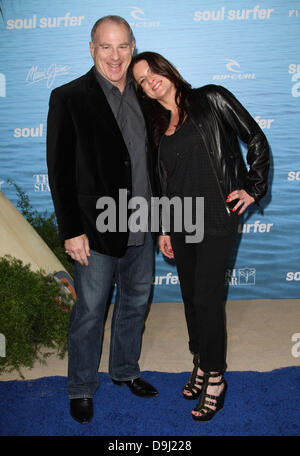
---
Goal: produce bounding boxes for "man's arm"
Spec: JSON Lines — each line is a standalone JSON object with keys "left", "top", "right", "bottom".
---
{"left": 47, "top": 88, "right": 83, "bottom": 239}
{"left": 47, "top": 88, "right": 90, "bottom": 265}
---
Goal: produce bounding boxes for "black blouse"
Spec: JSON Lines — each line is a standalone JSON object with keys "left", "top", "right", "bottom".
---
{"left": 160, "top": 116, "right": 238, "bottom": 237}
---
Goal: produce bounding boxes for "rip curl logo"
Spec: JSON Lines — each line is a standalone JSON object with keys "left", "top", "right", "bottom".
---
{"left": 213, "top": 60, "right": 256, "bottom": 81}
{"left": 126, "top": 6, "right": 146, "bottom": 21}
{"left": 125, "top": 5, "right": 160, "bottom": 27}
{"left": 225, "top": 59, "right": 241, "bottom": 73}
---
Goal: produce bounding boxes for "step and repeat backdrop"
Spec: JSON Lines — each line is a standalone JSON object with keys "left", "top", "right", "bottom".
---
{"left": 0, "top": 0, "right": 299, "bottom": 302}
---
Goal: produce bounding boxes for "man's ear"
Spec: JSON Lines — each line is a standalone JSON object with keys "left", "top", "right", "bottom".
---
{"left": 131, "top": 40, "right": 136, "bottom": 55}
{"left": 89, "top": 41, "right": 95, "bottom": 59}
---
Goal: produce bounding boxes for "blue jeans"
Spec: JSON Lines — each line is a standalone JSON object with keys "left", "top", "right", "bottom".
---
{"left": 67, "top": 232, "right": 154, "bottom": 399}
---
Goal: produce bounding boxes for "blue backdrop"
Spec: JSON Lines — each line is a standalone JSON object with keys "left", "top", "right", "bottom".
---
{"left": 0, "top": 0, "right": 299, "bottom": 302}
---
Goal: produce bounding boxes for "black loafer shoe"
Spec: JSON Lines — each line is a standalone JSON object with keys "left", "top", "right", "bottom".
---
{"left": 113, "top": 377, "right": 159, "bottom": 398}
{"left": 70, "top": 398, "right": 93, "bottom": 424}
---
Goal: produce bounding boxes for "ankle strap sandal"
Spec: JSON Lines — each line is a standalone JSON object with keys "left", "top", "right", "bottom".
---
{"left": 182, "top": 354, "right": 204, "bottom": 400}
{"left": 192, "top": 372, "right": 227, "bottom": 422}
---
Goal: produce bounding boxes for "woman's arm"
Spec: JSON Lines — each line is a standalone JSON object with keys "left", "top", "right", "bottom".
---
{"left": 209, "top": 85, "right": 270, "bottom": 204}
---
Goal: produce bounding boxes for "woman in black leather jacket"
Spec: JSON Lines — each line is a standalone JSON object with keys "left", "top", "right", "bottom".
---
{"left": 130, "top": 52, "right": 269, "bottom": 422}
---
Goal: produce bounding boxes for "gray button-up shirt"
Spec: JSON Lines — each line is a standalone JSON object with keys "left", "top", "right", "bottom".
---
{"left": 93, "top": 67, "right": 150, "bottom": 246}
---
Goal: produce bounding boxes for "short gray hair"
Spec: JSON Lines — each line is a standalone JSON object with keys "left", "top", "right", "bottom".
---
{"left": 91, "top": 15, "right": 134, "bottom": 42}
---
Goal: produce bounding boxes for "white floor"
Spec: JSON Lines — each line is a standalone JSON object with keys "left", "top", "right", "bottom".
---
{"left": 1, "top": 299, "right": 299, "bottom": 381}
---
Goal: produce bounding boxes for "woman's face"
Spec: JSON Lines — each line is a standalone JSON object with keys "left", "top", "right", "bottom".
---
{"left": 133, "top": 59, "right": 175, "bottom": 102}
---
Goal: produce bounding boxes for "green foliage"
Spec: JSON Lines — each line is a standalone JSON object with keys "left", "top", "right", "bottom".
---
{"left": 0, "top": 181, "right": 76, "bottom": 377}
{"left": 7, "top": 179, "right": 74, "bottom": 276}
{"left": 0, "top": 255, "right": 73, "bottom": 378}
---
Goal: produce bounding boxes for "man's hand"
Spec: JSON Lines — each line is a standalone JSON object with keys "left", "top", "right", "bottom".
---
{"left": 64, "top": 234, "right": 90, "bottom": 266}
{"left": 158, "top": 235, "right": 174, "bottom": 259}
{"left": 226, "top": 189, "right": 255, "bottom": 215}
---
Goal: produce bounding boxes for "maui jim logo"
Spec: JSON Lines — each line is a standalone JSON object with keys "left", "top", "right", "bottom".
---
{"left": 26, "top": 64, "right": 71, "bottom": 89}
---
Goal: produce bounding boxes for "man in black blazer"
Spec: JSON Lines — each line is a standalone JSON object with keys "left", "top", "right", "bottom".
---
{"left": 47, "top": 16, "right": 158, "bottom": 424}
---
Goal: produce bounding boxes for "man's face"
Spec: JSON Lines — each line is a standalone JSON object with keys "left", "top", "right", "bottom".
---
{"left": 89, "top": 21, "right": 135, "bottom": 92}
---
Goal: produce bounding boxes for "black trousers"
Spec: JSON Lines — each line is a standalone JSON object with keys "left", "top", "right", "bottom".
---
{"left": 171, "top": 231, "right": 237, "bottom": 373}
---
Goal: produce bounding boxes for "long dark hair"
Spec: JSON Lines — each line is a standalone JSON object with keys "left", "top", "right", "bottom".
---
{"left": 128, "top": 52, "right": 191, "bottom": 145}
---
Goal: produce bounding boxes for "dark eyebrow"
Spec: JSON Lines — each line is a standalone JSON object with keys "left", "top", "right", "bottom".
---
{"left": 98, "top": 42, "right": 130, "bottom": 46}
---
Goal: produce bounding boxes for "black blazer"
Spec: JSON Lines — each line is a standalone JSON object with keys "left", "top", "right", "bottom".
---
{"left": 47, "top": 67, "right": 158, "bottom": 257}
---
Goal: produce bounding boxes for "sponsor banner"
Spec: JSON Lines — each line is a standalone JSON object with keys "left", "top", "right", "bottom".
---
{"left": 6, "top": 13, "right": 85, "bottom": 30}
{"left": 1, "top": 0, "right": 300, "bottom": 301}
{"left": 193, "top": 6, "right": 275, "bottom": 22}
{"left": 125, "top": 6, "right": 160, "bottom": 28}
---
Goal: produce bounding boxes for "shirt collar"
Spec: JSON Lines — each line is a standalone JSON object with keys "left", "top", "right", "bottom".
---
{"left": 93, "top": 66, "right": 133, "bottom": 95}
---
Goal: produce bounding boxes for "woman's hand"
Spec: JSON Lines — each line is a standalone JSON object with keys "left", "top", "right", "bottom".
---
{"left": 158, "top": 235, "right": 174, "bottom": 259}
{"left": 226, "top": 189, "right": 255, "bottom": 215}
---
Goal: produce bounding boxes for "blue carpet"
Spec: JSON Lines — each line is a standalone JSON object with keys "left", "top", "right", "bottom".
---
{"left": 0, "top": 367, "right": 299, "bottom": 436}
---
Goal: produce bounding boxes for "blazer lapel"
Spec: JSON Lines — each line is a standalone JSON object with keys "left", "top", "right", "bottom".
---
{"left": 84, "top": 68, "right": 128, "bottom": 154}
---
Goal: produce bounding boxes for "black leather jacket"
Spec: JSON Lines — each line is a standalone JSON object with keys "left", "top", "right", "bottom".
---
{"left": 157, "top": 85, "right": 270, "bottom": 215}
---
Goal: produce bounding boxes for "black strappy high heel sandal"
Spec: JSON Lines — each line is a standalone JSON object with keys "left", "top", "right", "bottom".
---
{"left": 182, "top": 354, "right": 204, "bottom": 400}
{"left": 192, "top": 372, "right": 227, "bottom": 421}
